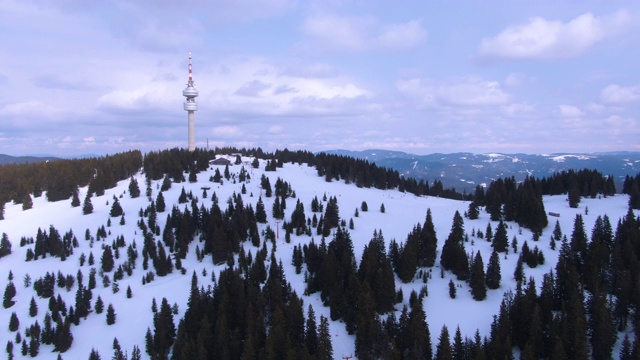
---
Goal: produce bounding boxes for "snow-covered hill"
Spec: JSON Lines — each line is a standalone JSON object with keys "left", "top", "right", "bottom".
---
{"left": 0, "top": 156, "right": 637, "bottom": 359}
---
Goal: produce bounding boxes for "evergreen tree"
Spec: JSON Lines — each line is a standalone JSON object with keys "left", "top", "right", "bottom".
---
{"left": 435, "top": 325, "right": 453, "bottom": 360}
{"left": 22, "top": 193, "right": 33, "bottom": 210}
{"left": 255, "top": 196, "right": 267, "bottom": 223}
{"left": 109, "top": 197, "right": 123, "bottom": 217}
{"left": 305, "top": 305, "right": 318, "bottom": 356}
{"left": 485, "top": 249, "right": 501, "bottom": 289}
{"left": 317, "top": 315, "right": 333, "bottom": 360}
{"left": 448, "top": 280, "right": 456, "bottom": 299}
{"left": 470, "top": 251, "right": 487, "bottom": 301}
{"left": 82, "top": 192, "right": 93, "bottom": 215}
{"left": 0, "top": 233, "right": 12, "bottom": 258}
{"left": 129, "top": 178, "right": 141, "bottom": 198}
{"left": 589, "top": 292, "right": 616, "bottom": 360}
{"left": 3, "top": 282, "right": 16, "bottom": 308}
{"left": 71, "top": 186, "right": 81, "bottom": 207}
{"left": 106, "top": 303, "right": 116, "bottom": 325}
{"left": 493, "top": 220, "right": 509, "bottom": 253}
{"left": 88, "top": 348, "right": 102, "bottom": 360}
{"left": 9, "top": 312, "right": 19, "bottom": 331}
{"left": 155, "top": 192, "right": 166, "bottom": 213}
{"left": 101, "top": 246, "right": 114, "bottom": 273}
{"left": 29, "top": 297, "right": 38, "bottom": 317}
{"left": 467, "top": 201, "right": 480, "bottom": 219}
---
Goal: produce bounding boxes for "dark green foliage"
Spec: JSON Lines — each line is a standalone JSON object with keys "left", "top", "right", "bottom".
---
{"left": 492, "top": 220, "right": 509, "bottom": 253}
{"left": 470, "top": 251, "right": 487, "bottom": 301}
{"left": 71, "top": 186, "right": 81, "bottom": 207}
{"left": 109, "top": 197, "right": 123, "bottom": 217}
{"left": 22, "top": 193, "right": 33, "bottom": 210}
{"left": 0, "top": 150, "right": 141, "bottom": 205}
{"left": 3, "top": 281, "right": 16, "bottom": 308}
{"left": 440, "top": 211, "right": 469, "bottom": 280}
{"left": 88, "top": 348, "right": 101, "bottom": 360}
{"left": 448, "top": 280, "right": 456, "bottom": 299}
{"left": 106, "top": 303, "right": 116, "bottom": 325}
{"left": 29, "top": 297, "right": 38, "bottom": 317}
{"left": 467, "top": 201, "right": 479, "bottom": 219}
{"left": 255, "top": 196, "right": 267, "bottom": 223}
{"left": 95, "top": 296, "right": 104, "bottom": 314}
{"left": 101, "top": 246, "right": 114, "bottom": 273}
{"left": 82, "top": 192, "right": 93, "bottom": 215}
{"left": 9, "top": 312, "right": 19, "bottom": 331}
{"left": 483, "top": 176, "right": 548, "bottom": 234}
{"left": 361, "top": 201, "right": 368, "bottom": 212}
{"left": 435, "top": 325, "right": 452, "bottom": 360}
{"left": 128, "top": 177, "right": 141, "bottom": 198}
{"left": 152, "top": 298, "right": 176, "bottom": 358}
{"left": 358, "top": 230, "right": 396, "bottom": 313}
{"left": 0, "top": 232, "right": 11, "bottom": 258}
{"left": 485, "top": 249, "right": 501, "bottom": 289}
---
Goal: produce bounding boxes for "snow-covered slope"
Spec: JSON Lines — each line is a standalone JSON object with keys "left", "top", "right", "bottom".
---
{"left": 0, "top": 157, "right": 636, "bottom": 359}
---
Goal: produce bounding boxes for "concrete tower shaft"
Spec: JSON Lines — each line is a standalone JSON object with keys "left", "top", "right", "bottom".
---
{"left": 183, "top": 51, "right": 198, "bottom": 151}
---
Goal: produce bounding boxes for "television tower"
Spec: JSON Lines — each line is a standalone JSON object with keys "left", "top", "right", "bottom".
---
{"left": 183, "top": 51, "right": 198, "bottom": 151}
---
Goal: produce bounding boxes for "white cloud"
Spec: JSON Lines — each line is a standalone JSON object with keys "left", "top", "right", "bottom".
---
{"left": 397, "top": 77, "right": 511, "bottom": 107}
{"left": 212, "top": 126, "right": 243, "bottom": 138}
{"left": 376, "top": 20, "right": 427, "bottom": 50}
{"left": 504, "top": 72, "right": 534, "bottom": 87}
{"left": 478, "top": 10, "right": 631, "bottom": 60}
{"left": 559, "top": 104, "right": 583, "bottom": 118}
{"left": 502, "top": 103, "right": 535, "bottom": 116}
{"left": 601, "top": 84, "right": 640, "bottom": 104}
{"left": 302, "top": 14, "right": 426, "bottom": 53}
{"left": 268, "top": 125, "right": 284, "bottom": 134}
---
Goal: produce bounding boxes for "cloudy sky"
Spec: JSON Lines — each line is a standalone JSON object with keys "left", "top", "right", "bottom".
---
{"left": 1, "top": 1, "right": 639, "bottom": 156}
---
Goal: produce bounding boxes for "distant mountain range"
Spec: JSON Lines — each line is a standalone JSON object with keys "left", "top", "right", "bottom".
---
{"left": 0, "top": 154, "right": 60, "bottom": 165}
{"left": 322, "top": 149, "right": 640, "bottom": 192}
{"left": 5, "top": 150, "right": 640, "bottom": 193}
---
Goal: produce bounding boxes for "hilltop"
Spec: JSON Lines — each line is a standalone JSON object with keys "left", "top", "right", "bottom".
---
{"left": 0, "top": 150, "right": 639, "bottom": 359}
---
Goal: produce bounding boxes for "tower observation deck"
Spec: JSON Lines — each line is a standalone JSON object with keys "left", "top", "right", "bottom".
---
{"left": 183, "top": 51, "right": 198, "bottom": 151}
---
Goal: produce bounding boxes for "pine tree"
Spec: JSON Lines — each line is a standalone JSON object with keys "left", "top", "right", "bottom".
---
{"left": 101, "top": 246, "right": 114, "bottom": 272}
{"left": 29, "top": 297, "right": 38, "bottom": 317}
{"left": 485, "top": 249, "right": 501, "bottom": 289}
{"left": 129, "top": 178, "right": 141, "bottom": 198}
{"left": 317, "top": 315, "right": 333, "bottom": 360}
{"left": 3, "top": 282, "right": 16, "bottom": 308}
{"left": 448, "top": 279, "right": 456, "bottom": 299}
{"left": 95, "top": 295, "right": 104, "bottom": 314}
{"left": 255, "top": 196, "right": 267, "bottom": 223}
{"left": 493, "top": 220, "right": 509, "bottom": 253}
{"left": 110, "top": 198, "right": 123, "bottom": 217}
{"left": 435, "top": 325, "right": 453, "bottom": 360}
{"left": 470, "top": 251, "right": 487, "bottom": 301}
{"left": 22, "top": 193, "right": 33, "bottom": 210}
{"left": 9, "top": 312, "right": 19, "bottom": 331}
{"left": 0, "top": 233, "right": 12, "bottom": 258}
{"left": 106, "top": 303, "right": 116, "bottom": 325}
{"left": 82, "top": 192, "right": 93, "bottom": 215}
{"left": 88, "top": 348, "right": 102, "bottom": 360}
{"left": 156, "top": 192, "right": 166, "bottom": 213}
{"left": 71, "top": 186, "right": 81, "bottom": 207}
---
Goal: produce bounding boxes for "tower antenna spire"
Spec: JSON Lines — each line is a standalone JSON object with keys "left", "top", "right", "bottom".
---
{"left": 183, "top": 51, "right": 199, "bottom": 151}
{"left": 188, "top": 51, "right": 193, "bottom": 83}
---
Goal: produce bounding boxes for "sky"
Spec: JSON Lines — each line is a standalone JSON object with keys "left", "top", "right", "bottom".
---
{"left": 1, "top": 0, "right": 639, "bottom": 157}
